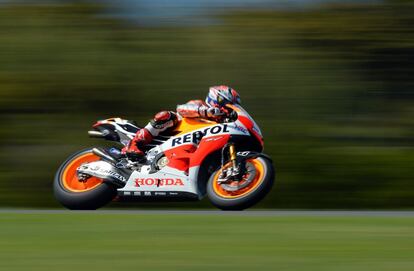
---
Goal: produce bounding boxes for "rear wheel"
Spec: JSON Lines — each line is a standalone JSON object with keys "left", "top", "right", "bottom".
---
{"left": 54, "top": 149, "right": 117, "bottom": 210}
{"left": 207, "top": 156, "right": 274, "bottom": 210}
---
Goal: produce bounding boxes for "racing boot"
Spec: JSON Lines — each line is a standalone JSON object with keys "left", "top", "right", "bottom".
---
{"left": 122, "top": 128, "right": 153, "bottom": 160}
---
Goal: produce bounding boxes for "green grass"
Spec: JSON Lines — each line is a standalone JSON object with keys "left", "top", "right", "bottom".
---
{"left": 0, "top": 213, "right": 413, "bottom": 271}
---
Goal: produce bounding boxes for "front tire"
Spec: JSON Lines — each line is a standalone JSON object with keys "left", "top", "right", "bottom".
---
{"left": 207, "top": 156, "right": 274, "bottom": 210}
{"left": 54, "top": 149, "right": 117, "bottom": 210}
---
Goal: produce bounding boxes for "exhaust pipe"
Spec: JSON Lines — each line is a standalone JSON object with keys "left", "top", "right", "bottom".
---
{"left": 92, "top": 148, "right": 117, "bottom": 164}
{"left": 88, "top": 130, "right": 104, "bottom": 138}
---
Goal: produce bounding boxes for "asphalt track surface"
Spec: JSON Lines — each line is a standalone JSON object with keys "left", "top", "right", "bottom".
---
{"left": 0, "top": 209, "right": 414, "bottom": 217}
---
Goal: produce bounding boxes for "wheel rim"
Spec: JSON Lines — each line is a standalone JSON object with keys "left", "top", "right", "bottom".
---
{"left": 61, "top": 152, "right": 103, "bottom": 193}
{"left": 212, "top": 158, "right": 265, "bottom": 199}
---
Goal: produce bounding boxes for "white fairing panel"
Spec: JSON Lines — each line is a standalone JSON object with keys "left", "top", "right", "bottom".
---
{"left": 119, "top": 165, "right": 201, "bottom": 197}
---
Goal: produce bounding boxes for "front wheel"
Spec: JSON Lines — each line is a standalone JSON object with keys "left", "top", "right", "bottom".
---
{"left": 54, "top": 149, "right": 117, "bottom": 210}
{"left": 207, "top": 156, "right": 274, "bottom": 210}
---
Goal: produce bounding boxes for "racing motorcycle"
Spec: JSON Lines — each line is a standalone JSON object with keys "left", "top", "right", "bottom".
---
{"left": 54, "top": 104, "right": 275, "bottom": 210}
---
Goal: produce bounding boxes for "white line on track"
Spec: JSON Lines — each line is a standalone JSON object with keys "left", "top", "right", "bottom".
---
{"left": 0, "top": 209, "right": 414, "bottom": 217}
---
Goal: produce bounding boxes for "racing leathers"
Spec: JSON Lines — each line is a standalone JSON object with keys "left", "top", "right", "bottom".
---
{"left": 123, "top": 100, "right": 226, "bottom": 157}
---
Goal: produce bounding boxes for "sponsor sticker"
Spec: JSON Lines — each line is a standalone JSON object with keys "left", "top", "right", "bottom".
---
{"left": 171, "top": 124, "right": 230, "bottom": 147}
{"left": 135, "top": 178, "right": 184, "bottom": 187}
{"left": 233, "top": 123, "right": 248, "bottom": 134}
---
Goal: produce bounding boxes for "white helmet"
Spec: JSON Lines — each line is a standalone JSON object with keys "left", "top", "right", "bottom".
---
{"left": 205, "top": 85, "right": 241, "bottom": 107}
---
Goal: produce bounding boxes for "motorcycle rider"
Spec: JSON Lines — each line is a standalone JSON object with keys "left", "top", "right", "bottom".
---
{"left": 123, "top": 85, "right": 241, "bottom": 158}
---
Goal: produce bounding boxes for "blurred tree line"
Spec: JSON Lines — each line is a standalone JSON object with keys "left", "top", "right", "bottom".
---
{"left": 0, "top": 0, "right": 413, "bottom": 208}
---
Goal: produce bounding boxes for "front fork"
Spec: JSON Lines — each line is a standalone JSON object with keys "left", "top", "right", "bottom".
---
{"left": 218, "top": 143, "right": 242, "bottom": 183}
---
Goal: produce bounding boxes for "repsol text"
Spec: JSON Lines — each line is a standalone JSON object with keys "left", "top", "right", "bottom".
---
{"left": 171, "top": 124, "right": 229, "bottom": 147}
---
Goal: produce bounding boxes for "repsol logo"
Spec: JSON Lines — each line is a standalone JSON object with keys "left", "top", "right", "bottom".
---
{"left": 135, "top": 178, "right": 184, "bottom": 187}
{"left": 171, "top": 124, "right": 229, "bottom": 147}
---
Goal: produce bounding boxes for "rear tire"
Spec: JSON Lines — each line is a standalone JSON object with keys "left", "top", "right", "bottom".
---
{"left": 207, "top": 157, "right": 274, "bottom": 210}
{"left": 54, "top": 149, "right": 117, "bottom": 210}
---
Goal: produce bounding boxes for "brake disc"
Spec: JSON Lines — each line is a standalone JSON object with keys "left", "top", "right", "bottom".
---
{"left": 220, "top": 162, "right": 256, "bottom": 192}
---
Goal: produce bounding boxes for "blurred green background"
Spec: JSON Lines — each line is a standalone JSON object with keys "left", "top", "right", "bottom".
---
{"left": 0, "top": 0, "right": 414, "bottom": 208}
{"left": 1, "top": 212, "right": 414, "bottom": 271}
